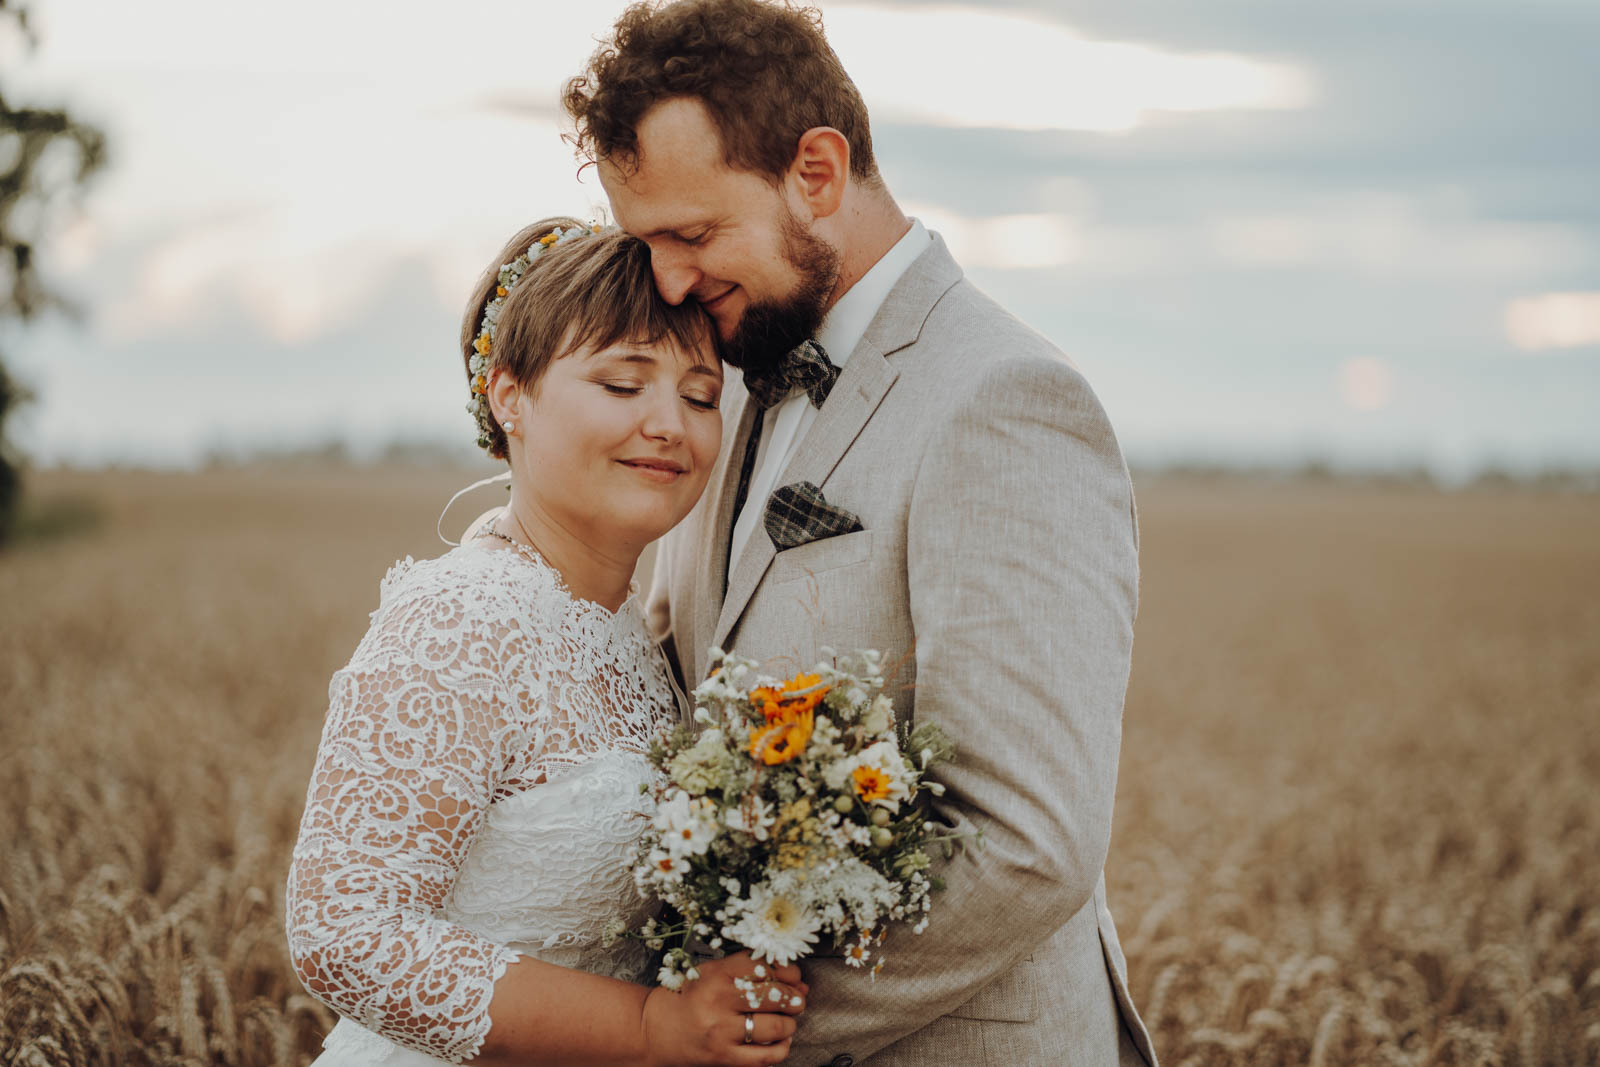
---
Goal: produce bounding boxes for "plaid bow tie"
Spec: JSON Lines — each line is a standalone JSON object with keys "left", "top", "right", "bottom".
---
{"left": 742, "top": 339, "right": 839, "bottom": 411}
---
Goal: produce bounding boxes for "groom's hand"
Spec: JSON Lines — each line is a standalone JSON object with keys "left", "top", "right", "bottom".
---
{"left": 640, "top": 951, "right": 808, "bottom": 1066}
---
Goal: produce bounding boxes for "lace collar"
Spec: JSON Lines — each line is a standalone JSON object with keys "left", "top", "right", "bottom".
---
{"left": 462, "top": 535, "right": 644, "bottom": 631}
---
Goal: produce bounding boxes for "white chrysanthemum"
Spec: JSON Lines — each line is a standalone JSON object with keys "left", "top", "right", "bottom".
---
{"left": 669, "top": 728, "right": 731, "bottom": 795}
{"left": 654, "top": 791, "right": 719, "bottom": 858}
{"left": 725, "top": 882, "right": 822, "bottom": 965}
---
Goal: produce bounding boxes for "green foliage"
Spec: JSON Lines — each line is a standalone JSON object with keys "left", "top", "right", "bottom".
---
{"left": 0, "top": 0, "right": 107, "bottom": 544}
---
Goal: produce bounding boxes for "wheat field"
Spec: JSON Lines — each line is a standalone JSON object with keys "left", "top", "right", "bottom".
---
{"left": 1, "top": 467, "right": 1596, "bottom": 1066}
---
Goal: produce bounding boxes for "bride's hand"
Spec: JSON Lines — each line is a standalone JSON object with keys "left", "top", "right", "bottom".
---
{"left": 640, "top": 951, "right": 808, "bottom": 1066}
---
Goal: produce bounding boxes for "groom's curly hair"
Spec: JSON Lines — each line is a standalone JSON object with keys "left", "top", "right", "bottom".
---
{"left": 562, "top": 0, "right": 878, "bottom": 184}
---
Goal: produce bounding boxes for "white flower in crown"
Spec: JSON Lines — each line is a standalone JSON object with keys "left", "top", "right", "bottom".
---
{"left": 467, "top": 221, "right": 608, "bottom": 450}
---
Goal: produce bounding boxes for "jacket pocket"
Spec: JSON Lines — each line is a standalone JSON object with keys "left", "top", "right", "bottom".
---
{"left": 766, "top": 529, "right": 873, "bottom": 587}
{"left": 945, "top": 956, "right": 1039, "bottom": 1023}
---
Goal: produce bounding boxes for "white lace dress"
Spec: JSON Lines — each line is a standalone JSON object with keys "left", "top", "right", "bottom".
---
{"left": 285, "top": 539, "right": 680, "bottom": 1065}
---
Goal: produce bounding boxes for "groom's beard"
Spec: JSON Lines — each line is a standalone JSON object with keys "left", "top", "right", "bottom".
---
{"left": 717, "top": 211, "right": 839, "bottom": 372}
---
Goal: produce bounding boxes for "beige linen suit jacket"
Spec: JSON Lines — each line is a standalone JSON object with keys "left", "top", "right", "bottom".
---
{"left": 647, "top": 235, "right": 1156, "bottom": 1067}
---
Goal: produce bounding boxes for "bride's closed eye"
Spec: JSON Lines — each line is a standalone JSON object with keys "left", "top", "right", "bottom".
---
{"left": 597, "top": 380, "right": 718, "bottom": 411}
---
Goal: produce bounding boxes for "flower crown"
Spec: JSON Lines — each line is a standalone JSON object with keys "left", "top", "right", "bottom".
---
{"left": 467, "top": 222, "right": 606, "bottom": 451}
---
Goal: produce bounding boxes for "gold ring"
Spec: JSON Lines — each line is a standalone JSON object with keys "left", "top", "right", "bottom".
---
{"left": 743, "top": 1012, "right": 755, "bottom": 1044}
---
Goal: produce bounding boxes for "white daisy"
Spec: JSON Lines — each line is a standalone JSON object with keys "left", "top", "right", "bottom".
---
{"left": 646, "top": 848, "right": 689, "bottom": 883}
{"left": 654, "top": 790, "right": 719, "bottom": 858}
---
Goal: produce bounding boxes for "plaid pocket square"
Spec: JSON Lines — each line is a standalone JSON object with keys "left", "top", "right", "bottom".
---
{"left": 763, "top": 481, "right": 865, "bottom": 551}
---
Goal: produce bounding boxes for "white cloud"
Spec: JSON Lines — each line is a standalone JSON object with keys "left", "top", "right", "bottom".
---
{"left": 1204, "top": 197, "right": 1592, "bottom": 278}
{"left": 1504, "top": 292, "right": 1600, "bottom": 353}
{"left": 825, "top": 3, "right": 1314, "bottom": 133}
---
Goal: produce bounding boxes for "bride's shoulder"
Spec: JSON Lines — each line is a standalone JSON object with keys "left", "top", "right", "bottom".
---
{"left": 371, "top": 540, "right": 561, "bottom": 621}
{"left": 341, "top": 542, "right": 559, "bottom": 682}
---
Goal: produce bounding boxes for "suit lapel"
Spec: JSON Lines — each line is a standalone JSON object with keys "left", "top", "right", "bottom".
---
{"left": 703, "top": 233, "right": 966, "bottom": 666}
{"left": 692, "top": 377, "right": 753, "bottom": 677}
{"left": 710, "top": 342, "right": 898, "bottom": 657}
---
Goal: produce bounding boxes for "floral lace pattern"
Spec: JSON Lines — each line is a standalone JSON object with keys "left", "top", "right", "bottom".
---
{"left": 286, "top": 540, "right": 678, "bottom": 1063}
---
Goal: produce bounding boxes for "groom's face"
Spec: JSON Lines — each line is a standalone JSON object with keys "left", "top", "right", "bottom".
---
{"left": 600, "top": 98, "right": 839, "bottom": 370}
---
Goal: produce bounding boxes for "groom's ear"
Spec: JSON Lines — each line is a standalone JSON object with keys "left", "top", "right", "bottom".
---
{"left": 788, "top": 127, "right": 850, "bottom": 221}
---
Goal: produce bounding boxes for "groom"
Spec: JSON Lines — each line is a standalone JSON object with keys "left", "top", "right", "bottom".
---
{"left": 566, "top": 2, "right": 1155, "bottom": 1064}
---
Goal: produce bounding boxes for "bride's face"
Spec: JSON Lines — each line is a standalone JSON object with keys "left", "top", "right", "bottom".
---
{"left": 507, "top": 335, "right": 723, "bottom": 549}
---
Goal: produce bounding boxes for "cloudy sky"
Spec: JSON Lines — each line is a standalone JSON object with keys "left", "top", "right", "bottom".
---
{"left": 4, "top": 0, "right": 1597, "bottom": 477}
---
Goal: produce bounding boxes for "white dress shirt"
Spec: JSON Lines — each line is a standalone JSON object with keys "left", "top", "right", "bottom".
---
{"left": 728, "top": 219, "right": 931, "bottom": 568}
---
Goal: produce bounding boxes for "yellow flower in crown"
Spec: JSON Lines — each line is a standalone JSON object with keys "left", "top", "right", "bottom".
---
{"left": 472, "top": 374, "right": 488, "bottom": 395}
{"left": 475, "top": 334, "right": 492, "bottom": 356}
{"left": 539, "top": 233, "right": 559, "bottom": 246}
{"left": 496, "top": 285, "right": 508, "bottom": 297}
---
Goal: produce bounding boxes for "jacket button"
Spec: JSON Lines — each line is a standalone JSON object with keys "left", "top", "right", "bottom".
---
{"left": 828, "top": 1057, "right": 854, "bottom": 1067}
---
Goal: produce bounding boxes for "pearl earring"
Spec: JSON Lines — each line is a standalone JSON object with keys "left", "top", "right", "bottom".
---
{"left": 505, "top": 421, "right": 515, "bottom": 434}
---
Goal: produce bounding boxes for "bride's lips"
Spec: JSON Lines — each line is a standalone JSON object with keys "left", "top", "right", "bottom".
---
{"left": 619, "top": 457, "right": 688, "bottom": 483}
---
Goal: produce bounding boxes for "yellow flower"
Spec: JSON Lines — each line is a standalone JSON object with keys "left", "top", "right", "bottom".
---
{"left": 495, "top": 285, "right": 508, "bottom": 297}
{"left": 852, "top": 764, "right": 892, "bottom": 803}
{"left": 475, "top": 334, "right": 492, "bottom": 356}
{"left": 540, "top": 233, "right": 559, "bottom": 246}
{"left": 752, "top": 672, "right": 830, "bottom": 723}
{"left": 472, "top": 374, "right": 488, "bottom": 395}
{"left": 749, "top": 709, "right": 814, "bottom": 766}
{"left": 744, "top": 672, "right": 829, "bottom": 765}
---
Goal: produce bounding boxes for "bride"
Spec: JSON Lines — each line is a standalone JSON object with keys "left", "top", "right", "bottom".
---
{"left": 285, "top": 218, "right": 806, "bottom": 1066}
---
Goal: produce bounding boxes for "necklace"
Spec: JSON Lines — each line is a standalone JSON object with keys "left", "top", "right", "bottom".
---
{"left": 474, "top": 507, "right": 637, "bottom": 615}
{"left": 475, "top": 507, "right": 550, "bottom": 568}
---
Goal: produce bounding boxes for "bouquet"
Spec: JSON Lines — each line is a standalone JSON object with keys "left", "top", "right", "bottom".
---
{"left": 611, "top": 647, "right": 960, "bottom": 991}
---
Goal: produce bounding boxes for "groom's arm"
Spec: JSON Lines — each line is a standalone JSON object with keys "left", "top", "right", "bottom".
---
{"left": 790, "top": 351, "right": 1139, "bottom": 1062}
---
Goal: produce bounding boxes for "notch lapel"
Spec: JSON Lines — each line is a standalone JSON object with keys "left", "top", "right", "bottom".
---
{"left": 692, "top": 378, "right": 754, "bottom": 679}
{"left": 699, "top": 232, "right": 964, "bottom": 673}
{"left": 709, "top": 344, "right": 898, "bottom": 659}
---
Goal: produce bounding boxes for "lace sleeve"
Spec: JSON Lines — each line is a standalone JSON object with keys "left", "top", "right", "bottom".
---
{"left": 285, "top": 557, "right": 533, "bottom": 1063}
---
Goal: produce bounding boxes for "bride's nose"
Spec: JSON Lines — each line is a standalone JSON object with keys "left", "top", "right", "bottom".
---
{"left": 640, "top": 388, "right": 687, "bottom": 444}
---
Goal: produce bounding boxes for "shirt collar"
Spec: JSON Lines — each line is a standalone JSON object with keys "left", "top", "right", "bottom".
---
{"left": 813, "top": 218, "right": 931, "bottom": 369}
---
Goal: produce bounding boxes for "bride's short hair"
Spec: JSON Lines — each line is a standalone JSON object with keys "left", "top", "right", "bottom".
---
{"left": 459, "top": 216, "right": 712, "bottom": 460}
